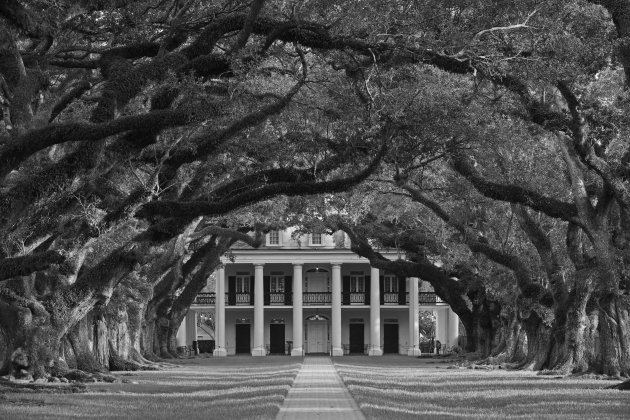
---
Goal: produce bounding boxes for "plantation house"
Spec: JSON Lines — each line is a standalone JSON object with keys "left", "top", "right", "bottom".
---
{"left": 178, "top": 229, "right": 460, "bottom": 356}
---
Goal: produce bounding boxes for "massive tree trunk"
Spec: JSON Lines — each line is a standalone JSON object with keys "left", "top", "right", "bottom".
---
{"left": 548, "top": 269, "right": 596, "bottom": 374}
{"left": 463, "top": 298, "right": 502, "bottom": 357}
{"left": 0, "top": 294, "right": 59, "bottom": 379}
{"left": 519, "top": 312, "right": 552, "bottom": 370}
{"left": 598, "top": 293, "right": 630, "bottom": 377}
{"left": 487, "top": 312, "right": 526, "bottom": 364}
{"left": 0, "top": 245, "right": 138, "bottom": 378}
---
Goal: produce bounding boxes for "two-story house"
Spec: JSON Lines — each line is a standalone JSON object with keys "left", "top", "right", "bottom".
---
{"left": 178, "top": 229, "right": 460, "bottom": 356}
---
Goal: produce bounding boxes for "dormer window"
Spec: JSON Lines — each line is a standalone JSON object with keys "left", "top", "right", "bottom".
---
{"left": 267, "top": 230, "right": 280, "bottom": 246}
{"left": 310, "top": 233, "right": 322, "bottom": 245}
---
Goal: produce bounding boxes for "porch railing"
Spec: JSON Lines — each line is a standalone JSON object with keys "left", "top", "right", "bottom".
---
{"left": 268, "top": 293, "right": 285, "bottom": 304}
{"left": 349, "top": 292, "right": 365, "bottom": 304}
{"left": 193, "top": 291, "right": 445, "bottom": 306}
{"left": 194, "top": 292, "right": 215, "bottom": 305}
{"left": 419, "top": 292, "right": 444, "bottom": 304}
{"left": 303, "top": 292, "right": 331, "bottom": 305}
{"left": 235, "top": 293, "right": 250, "bottom": 305}
{"left": 383, "top": 293, "right": 398, "bottom": 304}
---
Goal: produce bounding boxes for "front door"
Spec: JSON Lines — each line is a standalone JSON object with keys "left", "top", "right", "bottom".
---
{"left": 383, "top": 323, "right": 399, "bottom": 354}
{"left": 349, "top": 323, "right": 364, "bottom": 354}
{"left": 235, "top": 324, "right": 251, "bottom": 354}
{"left": 269, "top": 324, "right": 285, "bottom": 354}
{"left": 307, "top": 321, "right": 327, "bottom": 353}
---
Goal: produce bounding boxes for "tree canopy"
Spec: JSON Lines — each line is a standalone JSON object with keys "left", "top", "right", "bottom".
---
{"left": 0, "top": 0, "right": 629, "bottom": 382}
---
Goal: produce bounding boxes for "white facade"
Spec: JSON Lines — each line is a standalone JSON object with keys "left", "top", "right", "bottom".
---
{"left": 180, "top": 229, "right": 459, "bottom": 356}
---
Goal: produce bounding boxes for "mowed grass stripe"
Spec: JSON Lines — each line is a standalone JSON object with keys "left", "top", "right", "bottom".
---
{"left": 0, "top": 361, "right": 300, "bottom": 420}
{"left": 335, "top": 359, "right": 630, "bottom": 420}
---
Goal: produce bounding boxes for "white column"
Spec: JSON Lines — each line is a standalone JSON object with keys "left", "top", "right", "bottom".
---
{"left": 369, "top": 266, "right": 382, "bottom": 356}
{"left": 213, "top": 267, "right": 227, "bottom": 356}
{"left": 435, "top": 307, "right": 448, "bottom": 353}
{"left": 176, "top": 318, "right": 187, "bottom": 347}
{"left": 408, "top": 277, "right": 421, "bottom": 356}
{"left": 448, "top": 307, "right": 460, "bottom": 348}
{"left": 331, "top": 264, "right": 343, "bottom": 356}
{"left": 186, "top": 310, "right": 198, "bottom": 353}
{"left": 291, "top": 263, "right": 304, "bottom": 356}
{"left": 252, "top": 264, "right": 266, "bottom": 356}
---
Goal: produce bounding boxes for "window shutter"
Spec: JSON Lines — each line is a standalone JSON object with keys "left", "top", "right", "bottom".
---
{"left": 249, "top": 275, "right": 255, "bottom": 305}
{"left": 379, "top": 276, "right": 385, "bottom": 305}
{"left": 398, "top": 276, "right": 406, "bottom": 305}
{"left": 342, "top": 275, "right": 351, "bottom": 305}
{"left": 228, "top": 276, "right": 236, "bottom": 306}
{"left": 284, "top": 276, "right": 292, "bottom": 305}
{"left": 263, "top": 276, "right": 270, "bottom": 305}
{"left": 364, "top": 276, "right": 370, "bottom": 305}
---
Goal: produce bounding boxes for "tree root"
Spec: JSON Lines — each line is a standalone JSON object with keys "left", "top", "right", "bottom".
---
{"left": 0, "top": 378, "right": 88, "bottom": 393}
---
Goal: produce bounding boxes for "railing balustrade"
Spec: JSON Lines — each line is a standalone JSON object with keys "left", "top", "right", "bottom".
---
{"left": 235, "top": 293, "right": 250, "bottom": 304}
{"left": 192, "top": 291, "right": 444, "bottom": 306}
{"left": 269, "top": 293, "right": 285, "bottom": 304}
{"left": 194, "top": 292, "right": 215, "bottom": 305}
{"left": 418, "top": 292, "right": 444, "bottom": 304}
{"left": 302, "top": 292, "right": 332, "bottom": 305}
{"left": 383, "top": 293, "right": 398, "bottom": 304}
{"left": 349, "top": 293, "right": 365, "bottom": 304}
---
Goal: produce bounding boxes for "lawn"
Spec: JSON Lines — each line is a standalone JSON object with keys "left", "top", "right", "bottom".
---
{"left": 0, "top": 356, "right": 301, "bottom": 420}
{"left": 334, "top": 356, "right": 630, "bottom": 420}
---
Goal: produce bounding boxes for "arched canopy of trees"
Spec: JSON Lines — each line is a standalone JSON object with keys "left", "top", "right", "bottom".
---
{"left": 0, "top": 0, "right": 629, "bottom": 382}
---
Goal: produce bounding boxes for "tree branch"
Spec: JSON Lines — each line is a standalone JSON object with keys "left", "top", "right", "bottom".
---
{"left": 0, "top": 0, "right": 50, "bottom": 38}
{"left": 48, "top": 80, "right": 91, "bottom": 122}
{"left": 136, "top": 142, "right": 387, "bottom": 220}
{"left": 403, "top": 184, "right": 532, "bottom": 288}
{"left": 0, "top": 109, "right": 190, "bottom": 179}
{"left": 451, "top": 155, "right": 581, "bottom": 225}
{"left": 0, "top": 250, "right": 66, "bottom": 281}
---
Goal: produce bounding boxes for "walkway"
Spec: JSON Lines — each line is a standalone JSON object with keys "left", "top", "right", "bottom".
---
{"left": 276, "top": 357, "right": 365, "bottom": 420}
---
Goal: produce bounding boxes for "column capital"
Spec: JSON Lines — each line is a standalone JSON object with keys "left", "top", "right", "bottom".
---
{"left": 331, "top": 264, "right": 342, "bottom": 269}
{"left": 254, "top": 263, "right": 265, "bottom": 268}
{"left": 292, "top": 262, "right": 304, "bottom": 267}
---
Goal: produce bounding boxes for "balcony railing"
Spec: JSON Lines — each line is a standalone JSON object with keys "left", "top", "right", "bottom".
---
{"left": 195, "top": 292, "right": 215, "bottom": 305}
{"left": 419, "top": 292, "right": 444, "bottom": 304}
{"left": 268, "top": 293, "right": 286, "bottom": 305}
{"left": 235, "top": 293, "right": 250, "bottom": 305}
{"left": 349, "top": 293, "right": 365, "bottom": 304}
{"left": 303, "top": 292, "right": 331, "bottom": 305}
{"left": 383, "top": 293, "right": 398, "bottom": 304}
{"left": 193, "top": 291, "right": 444, "bottom": 306}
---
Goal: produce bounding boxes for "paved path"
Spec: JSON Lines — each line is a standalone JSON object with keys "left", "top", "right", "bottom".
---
{"left": 276, "top": 357, "right": 365, "bottom": 420}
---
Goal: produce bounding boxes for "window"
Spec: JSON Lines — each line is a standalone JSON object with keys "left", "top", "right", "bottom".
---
{"left": 236, "top": 275, "right": 250, "bottom": 293}
{"left": 268, "top": 230, "right": 280, "bottom": 245}
{"left": 310, "top": 233, "right": 322, "bottom": 245}
{"left": 350, "top": 274, "right": 365, "bottom": 293}
{"left": 270, "top": 275, "right": 285, "bottom": 293}
{"left": 384, "top": 275, "right": 398, "bottom": 293}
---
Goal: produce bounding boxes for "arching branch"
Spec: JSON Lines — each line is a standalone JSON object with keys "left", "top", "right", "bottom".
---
{"left": 137, "top": 142, "right": 387, "bottom": 220}
{"left": 48, "top": 80, "right": 91, "bottom": 122}
{"left": 452, "top": 156, "right": 581, "bottom": 225}
{"left": 0, "top": 250, "right": 66, "bottom": 281}
{"left": 0, "top": 109, "right": 190, "bottom": 179}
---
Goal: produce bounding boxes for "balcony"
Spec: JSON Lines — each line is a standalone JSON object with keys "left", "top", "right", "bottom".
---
{"left": 419, "top": 292, "right": 444, "bottom": 304}
{"left": 195, "top": 292, "right": 215, "bottom": 305}
{"left": 349, "top": 293, "right": 365, "bottom": 304}
{"left": 383, "top": 293, "right": 398, "bottom": 304}
{"left": 192, "top": 292, "right": 444, "bottom": 306}
{"left": 302, "top": 292, "right": 331, "bottom": 305}
{"left": 266, "top": 292, "right": 291, "bottom": 305}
